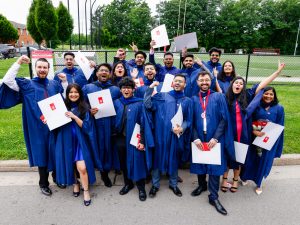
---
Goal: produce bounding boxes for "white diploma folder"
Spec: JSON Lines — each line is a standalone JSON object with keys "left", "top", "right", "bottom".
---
{"left": 160, "top": 73, "right": 174, "bottom": 93}
{"left": 130, "top": 123, "right": 141, "bottom": 147}
{"left": 151, "top": 24, "right": 170, "bottom": 48}
{"left": 74, "top": 51, "right": 94, "bottom": 80}
{"left": 171, "top": 104, "right": 183, "bottom": 138}
{"left": 191, "top": 142, "right": 221, "bottom": 165}
{"left": 252, "top": 122, "right": 284, "bottom": 151}
{"left": 174, "top": 32, "right": 198, "bottom": 51}
{"left": 234, "top": 141, "right": 249, "bottom": 164}
{"left": 87, "top": 89, "right": 116, "bottom": 119}
{"left": 37, "top": 94, "right": 71, "bottom": 131}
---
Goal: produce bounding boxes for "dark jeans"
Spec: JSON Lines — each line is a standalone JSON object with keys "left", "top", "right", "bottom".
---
{"left": 197, "top": 174, "right": 220, "bottom": 201}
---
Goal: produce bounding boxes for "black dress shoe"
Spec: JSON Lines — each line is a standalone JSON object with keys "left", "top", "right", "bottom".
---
{"left": 191, "top": 185, "right": 207, "bottom": 197}
{"left": 149, "top": 186, "right": 159, "bottom": 198}
{"left": 138, "top": 190, "right": 147, "bottom": 201}
{"left": 177, "top": 176, "right": 183, "bottom": 183}
{"left": 40, "top": 187, "right": 52, "bottom": 196}
{"left": 102, "top": 176, "right": 112, "bottom": 188}
{"left": 119, "top": 184, "right": 134, "bottom": 195}
{"left": 209, "top": 199, "right": 227, "bottom": 215}
{"left": 56, "top": 183, "right": 67, "bottom": 189}
{"left": 169, "top": 186, "right": 182, "bottom": 197}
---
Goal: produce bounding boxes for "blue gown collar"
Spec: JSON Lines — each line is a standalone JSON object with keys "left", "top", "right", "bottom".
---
{"left": 120, "top": 96, "right": 143, "bottom": 105}
{"left": 168, "top": 90, "right": 185, "bottom": 99}
{"left": 32, "top": 77, "right": 49, "bottom": 86}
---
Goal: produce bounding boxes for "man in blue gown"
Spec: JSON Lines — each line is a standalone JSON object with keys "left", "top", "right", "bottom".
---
{"left": 82, "top": 63, "right": 121, "bottom": 187}
{"left": 144, "top": 74, "right": 193, "bottom": 198}
{"left": 190, "top": 71, "right": 235, "bottom": 215}
{"left": 113, "top": 77, "right": 153, "bottom": 201}
{"left": 0, "top": 55, "right": 64, "bottom": 196}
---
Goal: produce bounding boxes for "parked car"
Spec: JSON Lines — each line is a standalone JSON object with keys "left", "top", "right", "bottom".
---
{"left": 0, "top": 44, "right": 16, "bottom": 59}
{"left": 16, "top": 46, "right": 38, "bottom": 56}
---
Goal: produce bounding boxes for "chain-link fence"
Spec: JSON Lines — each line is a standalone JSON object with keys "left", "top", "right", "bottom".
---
{"left": 52, "top": 50, "right": 300, "bottom": 85}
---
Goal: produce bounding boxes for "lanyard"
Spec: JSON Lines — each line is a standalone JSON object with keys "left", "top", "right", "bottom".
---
{"left": 198, "top": 90, "right": 210, "bottom": 118}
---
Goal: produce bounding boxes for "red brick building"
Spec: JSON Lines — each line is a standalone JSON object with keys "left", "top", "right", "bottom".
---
{"left": 9, "top": 21, "right": 36, "bottom": 47}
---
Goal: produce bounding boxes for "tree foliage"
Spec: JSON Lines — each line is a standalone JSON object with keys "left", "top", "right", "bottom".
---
{"left": 35, "top": 0, "right": 58, "bottom": 46}
{"left": 26, "top": 0, "right": 43, "bottom": 45}
{"left": 0, "top": 14, "right": 19, "bottom": 43}
{"left": 56, "top": 1, "right": 73, "bottom": 44}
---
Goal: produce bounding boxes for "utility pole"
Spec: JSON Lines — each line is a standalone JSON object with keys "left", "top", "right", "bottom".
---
{"left": 294, "top": 19, "right": 300, "bottom": 56}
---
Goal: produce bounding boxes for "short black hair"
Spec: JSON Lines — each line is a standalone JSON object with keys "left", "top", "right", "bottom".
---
{"left": 64, "top": 52, "right": 75, "bottom": 58}
{"left": 174, "top": 73, "right": 186, "bottom": 82}
{"left": 119, "top": 77, "right": 135, "bottom": 89}
{"left": 135, "top": 51, "right": 147, "bottom": 60}
{"left": 164, "top": 52, "right": 173, "bottom": 58}
{"left": 96, "top": 63, "right": 112, "bottom": 72}
{"left": 208, "top": 47, "right": 222, "bottom": 56}
{"left": 144, "top": 62, "right": 156, "bottom": 71}
{"left": 263, "top": 86, "right": 279, "bottom": 106}
{"left": 182, "top": 54, "right": 194, "bottom": 61}
{"left": 35, "top": 58, "right": 50, "bottom": 68}
{"left": 197, "top": 71, "right": 211, "bottom": 80}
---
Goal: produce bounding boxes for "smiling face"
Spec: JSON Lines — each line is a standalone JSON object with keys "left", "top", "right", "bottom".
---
{"left": 68, "top": 87, "right": 80, "bottom": 102}
{"left": 163, "top": 54, "right": 174, "bottom": 68}
{"left": 121, "top": 86, "right": 134, "bottom": 98}
{"left": 35, "top": 61, "right": 49, "bottom": 79}
{"left": 64, "top": 55, "right": 75, "bottom": 70}
{"left": 183, "top": 56, "right": 194, "bottom": 68}
{"left": 144, "top": 64, "right": 156, "bottom": 80}
{"left": 223, "top": 61, "right": 233, "bottom": 75}
{"left": 172, "top": 76, "right": 186, "bottom": 91}
{"left": 96, "top": 65, "right": 111, "bottom": 82}
{"left": 114, "top": 63, "right": 125, "bottom": 77}
{"left": 232, "top": 78, "right": 244, "bottom": 94}
{"left": 135, "top": 54, "right": 145, "bottom": 66}
{"left": 197, "top": 74, "right": 211, "bottom": 92}
{"left": 210, "top": 51, "right": 220, "bottom": 64}
{"left": 262, "top": 89, "right": 275, "bottom": 104}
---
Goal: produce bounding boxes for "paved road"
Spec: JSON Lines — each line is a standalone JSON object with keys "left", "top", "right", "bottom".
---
{"left": 0, "top": 166, "right": 300, "bottom": 225}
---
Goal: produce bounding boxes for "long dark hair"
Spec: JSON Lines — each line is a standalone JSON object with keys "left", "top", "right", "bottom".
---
{"left": 226, "top": 76, "right": 248, "bottom": 111}
{"left": 217, "top": 60, "right": 236, "bottom": 82}
{"left": 262, "top": 86, "right": 279, "bottom": 106}
{"left": 65, "top": 84, "right": 88, "bottom": 119}
{"left": 112, "top": 61, "right": 127, "bottom": 85}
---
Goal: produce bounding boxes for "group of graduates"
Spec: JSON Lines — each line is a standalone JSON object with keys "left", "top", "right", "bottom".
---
{"left": 0, "top": 43, "right": 285, "bottom": 215}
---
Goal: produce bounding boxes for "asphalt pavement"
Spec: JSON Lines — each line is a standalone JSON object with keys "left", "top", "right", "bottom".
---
{"left": 0, "top": 165, "right": 300, "bottom": 225}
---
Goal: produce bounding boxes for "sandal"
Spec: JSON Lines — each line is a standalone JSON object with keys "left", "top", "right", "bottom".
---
{"left": 83, "top": 189, "right": 91, "bottom": 206}
{"left": 221, "top": 177, "right": 229, "bottom": 192}
{"left": 73, "top": 183, "right": 80, "bottom": 197}
{"left": 230, "top": 178, "right": 239, "bottom": 193}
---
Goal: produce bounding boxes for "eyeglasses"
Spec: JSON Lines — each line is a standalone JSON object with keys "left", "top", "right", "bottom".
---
{"left": 211, "top": 54, "right": 219, "bottom": 57}
{"left": 99, "top": 69, "right": 109, "bottom": 73}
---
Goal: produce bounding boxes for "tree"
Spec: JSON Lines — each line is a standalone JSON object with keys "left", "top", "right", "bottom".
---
{"left": 27, "top": 0, "right": 43, "bottom": 46}
{"left": 35, "top": 0, "right": 58, "bottom": 47}
{"left": 56, "top": 1, "right": 73, "bottom": 49}
{"left": 0, "top": 14, "right": 18, "bottom": 43}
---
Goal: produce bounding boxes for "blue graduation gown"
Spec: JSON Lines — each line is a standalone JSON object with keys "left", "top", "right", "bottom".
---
{"left": 114, "top": 99, "right": 153, "bottom": 181}
{"left": 144, "top": 89, "right": 193, "bottom": 175}
{"left": 126, "top": 59, "right": 145, "bottom": 79}
{"left": 54, "top": 67, "right": 92, "bottom": 88}
{"left": 54, "top": 109, "right": 100, "bottom": 185}
{"left": 241, "top": 103, "right": 285, "bottom": 187}
{"left": 0, "top": 78, "right": 63, "bottom": 167}
{"left": 190, "top": 69, "right": 217, "bottom": 96}
{"left": 135, "top": 80, "right": 162, "bottom": 99}
{"left": 82, "top": 81, "right": 121, "bottom": 171}
{"left": 190, "top": 92, "right": 235, "bottom": 176}
{"left": 218, "top": 79, "right": 231, "bottom": 94}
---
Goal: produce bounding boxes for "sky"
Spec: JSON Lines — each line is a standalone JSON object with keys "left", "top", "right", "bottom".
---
{"left": 0, "top": 0, "right": 162, "bottom": 33}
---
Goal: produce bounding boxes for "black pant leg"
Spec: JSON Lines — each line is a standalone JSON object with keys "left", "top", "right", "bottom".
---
{"left": 208, "top": 175, "right": 220, "bottom": 201}
{"left": 136, "top": 179, "right": 145, "bottom": 191}
{"left": 197, "top": 174, "right": 208, "bottom": 188}
{"left": 38, "top": 167, "right": 49, "bottom": 188}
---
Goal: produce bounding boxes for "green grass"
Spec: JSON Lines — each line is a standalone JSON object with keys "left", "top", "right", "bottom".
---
{"left": 0, "top": 55, "right": 299, "bottom": 160}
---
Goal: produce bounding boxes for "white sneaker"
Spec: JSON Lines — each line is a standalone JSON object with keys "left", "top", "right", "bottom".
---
{"left": 255, "top": 187, "right": 263, "bottom": 195}
{"left": 241, "top": 180, "right": 248, "bottom": 186}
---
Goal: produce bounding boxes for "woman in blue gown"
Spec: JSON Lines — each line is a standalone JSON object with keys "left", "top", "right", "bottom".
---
{"left": 241, "top": 87, "right": 285, "bottom": 195}
{"left": 217, "top": 60, "right": 237, "bottom": 94}
{"left": 55, "top": 84, "right": 99, "bottom": 206}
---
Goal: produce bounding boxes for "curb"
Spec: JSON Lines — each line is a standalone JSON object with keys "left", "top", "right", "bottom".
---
{"left": 0, "top": 154, "right": 299, "bottom": 172}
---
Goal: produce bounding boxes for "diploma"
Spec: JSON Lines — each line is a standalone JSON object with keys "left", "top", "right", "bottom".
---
{"left": 87, "top": 89, "right": 116, "bottom": 119}
{"left": 130, "top": 123, "right": 141, "bottom": 147}
{"left": 74, "top": 51, "right": 94, "bottom": 80}
{"left": 171, "top": 104, "right": 183, "bottom": 138}
{"left": 252, "top": 121, "right": 284, "bottom": 151}
{"left": 151, "top": 24, "right": 170, "bottom": 48}
{"left": 191, "top": 142, "right": 221, "bottom": 165}
{"left": 234, "top": 141, "right": 249, "bottom": 164}
{"left": 160, "top": 73, "right": 174, "bottom": 93}
{"left": 37, "top": 94, "right": 71, "bottom": 131}
{"left": 174, "top": 32, "right": 198, "bottom": 51}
